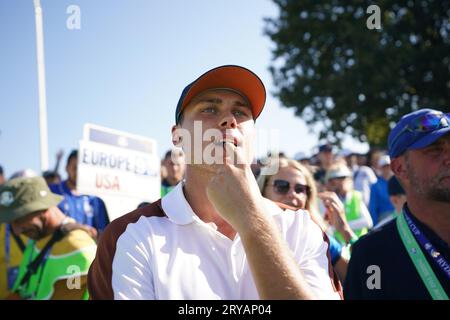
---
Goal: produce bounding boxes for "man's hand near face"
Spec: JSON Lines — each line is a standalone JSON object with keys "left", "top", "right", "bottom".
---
{"left": 206, "top": 142, "right": 316, "bottom": 299}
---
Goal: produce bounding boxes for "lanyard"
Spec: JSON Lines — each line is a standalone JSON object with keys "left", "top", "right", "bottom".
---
{"left": 396, "top": 211, "right": 449, "bottom": 300}
{"left": 5, "top": 224, "right": 11, "bottom": 266}
{"left": 403, "top": 211, "right": 450, "bottom": 280}
{"left": 16, "top": 240, "right": 51, "bottom": 299}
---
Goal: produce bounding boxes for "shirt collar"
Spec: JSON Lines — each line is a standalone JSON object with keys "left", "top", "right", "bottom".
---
{"left": 161, "top": 182, "right": 199, "bottom": 225}
{"left": 162, "top": 182, "right": 284, "bottom": 226}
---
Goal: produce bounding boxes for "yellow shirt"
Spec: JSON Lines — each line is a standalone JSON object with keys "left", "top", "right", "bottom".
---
{"left": 31, "top": 224, "right": 96, "bottom": 300}
{"left": 0, "top": 224, "right": 27, "bottom": 299}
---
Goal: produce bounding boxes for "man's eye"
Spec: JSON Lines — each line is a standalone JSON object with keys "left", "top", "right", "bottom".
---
{"left": 201, "top": 107, "right": 216, "bottom": 114}
{"left": 233, "top": 110, "right": 250, "bottom": 117}
{"left": 426, "top": 146, "right": 442, "bottom": 154}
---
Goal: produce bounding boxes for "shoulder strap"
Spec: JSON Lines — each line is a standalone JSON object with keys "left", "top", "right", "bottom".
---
{"left": 11, "top": 228, "right": 26, "bottom": 253}
{"left": 18, "top": 228, "right": 66, "bottom": 287}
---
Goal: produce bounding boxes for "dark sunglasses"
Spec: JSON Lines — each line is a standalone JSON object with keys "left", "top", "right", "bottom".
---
{"left": 272, "top": 179, "right": 309, "bottom": 195}
{"left": 390, "top": 112, "right": 450, "bottom": 147}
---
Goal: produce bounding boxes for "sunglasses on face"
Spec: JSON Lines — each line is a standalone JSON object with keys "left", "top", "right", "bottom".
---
{"left": 272, "top": 179, "right": 309, "bottom": 195}
{"left": 390, "top": 113, "right": 450, "bottom": 147}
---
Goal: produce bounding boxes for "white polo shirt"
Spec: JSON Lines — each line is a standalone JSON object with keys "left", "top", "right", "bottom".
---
{"left": 111, "top": 183, "right": 341, "bottom": 300}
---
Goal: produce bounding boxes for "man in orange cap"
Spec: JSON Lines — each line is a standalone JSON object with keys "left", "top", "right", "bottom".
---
{"left": 88, "top": 65, "right": 341, "bottom": 300}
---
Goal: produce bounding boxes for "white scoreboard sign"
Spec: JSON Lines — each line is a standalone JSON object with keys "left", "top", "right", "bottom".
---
{"left": 77, "top": 124, "right": 160, "bottom": 221}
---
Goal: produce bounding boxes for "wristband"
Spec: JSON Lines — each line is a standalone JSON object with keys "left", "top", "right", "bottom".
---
{"left": 349, "top": 236, "right": 359, "bottom": 246}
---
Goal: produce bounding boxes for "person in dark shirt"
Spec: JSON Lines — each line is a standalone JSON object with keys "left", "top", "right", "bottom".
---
{"left": 313, "top": 144, "right": 334, "bottom": 187}
{"left": 49, "top": 150, "right": 110, "bottom": 233}
{"left": 344, "top": 108, "right": 450, "bottom": 300}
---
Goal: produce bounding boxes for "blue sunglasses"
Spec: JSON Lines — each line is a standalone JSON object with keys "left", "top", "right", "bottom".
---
{"left": 390, "top": 112, "right": 450, "bottom": 148}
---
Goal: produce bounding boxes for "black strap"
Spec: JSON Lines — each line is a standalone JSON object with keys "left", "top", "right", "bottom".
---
{"left": 18, "top": 228, "right": 66, "bottom": 287}
{"left": 16, "top": 221, "right": 97, "bottom": 290}
{"left": 11, "top": 229, "right": 26, "bottom": 253}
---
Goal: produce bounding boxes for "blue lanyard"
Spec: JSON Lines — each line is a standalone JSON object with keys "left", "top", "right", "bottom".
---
{"left": 403, "top": 210, "right": 450, "bottom": 280}
{"left": 5, "top": 224, "right": 11, "bottom": 266}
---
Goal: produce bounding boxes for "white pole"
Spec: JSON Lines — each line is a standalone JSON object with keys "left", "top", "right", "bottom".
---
{"left": 33, "top": 0, "right": 49, "bottom": 172}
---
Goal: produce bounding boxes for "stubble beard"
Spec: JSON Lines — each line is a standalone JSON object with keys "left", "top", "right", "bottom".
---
{"left": 407, "top": 161, "right": 450, "bottom": 204}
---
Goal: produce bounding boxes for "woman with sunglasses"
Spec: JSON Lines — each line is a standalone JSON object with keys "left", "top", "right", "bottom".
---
{"left": 257, "top": 158, "right": 352, "bottom": 282}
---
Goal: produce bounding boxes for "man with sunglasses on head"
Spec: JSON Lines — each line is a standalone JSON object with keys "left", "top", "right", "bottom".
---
{"left": 88, "top": 65, "right": 341, "bottom": 300}
{"left": 344, "top": 108, "right": 450, "bottom": 300}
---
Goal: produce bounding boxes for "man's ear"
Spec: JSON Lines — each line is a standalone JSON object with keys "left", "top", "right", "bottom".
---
{"left": 391, "top": 156, "right": 409, "bottom": 186}
{"left": 171, "top": 125, "right": 182, "bottom": 147}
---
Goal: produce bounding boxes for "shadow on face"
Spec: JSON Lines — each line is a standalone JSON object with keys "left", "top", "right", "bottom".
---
{"left": 11, "top": 210, "right": 47, "bottom": 240}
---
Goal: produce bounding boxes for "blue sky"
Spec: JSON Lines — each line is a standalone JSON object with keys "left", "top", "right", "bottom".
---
{"left": 0, "top": 0, "right": 368, "bottom": 178}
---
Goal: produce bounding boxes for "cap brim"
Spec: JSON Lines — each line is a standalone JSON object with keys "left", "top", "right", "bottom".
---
{"left": 179, "top": 65, "right": 266, "bottom": 121}
{"left": 408, "top": 127, "right": 450, "bottom": 151}
{"left": 0, "top": 193, "right": 63, "bottom": 224}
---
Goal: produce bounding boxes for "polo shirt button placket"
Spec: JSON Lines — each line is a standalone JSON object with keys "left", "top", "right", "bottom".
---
{"left": 230, "top": 239, "right": 246, "bottom": 295}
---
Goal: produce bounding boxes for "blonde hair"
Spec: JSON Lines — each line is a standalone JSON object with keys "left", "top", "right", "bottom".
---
{"left": 257, "top": 158, "right": 326, "bottom": 230}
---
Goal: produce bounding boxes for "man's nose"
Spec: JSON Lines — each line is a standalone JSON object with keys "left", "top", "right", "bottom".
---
{"left": 219, "top": 113, "right": 237, "bottom": 129}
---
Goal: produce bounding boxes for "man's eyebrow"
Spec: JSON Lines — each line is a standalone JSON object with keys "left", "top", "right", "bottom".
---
{"left": 425, "top": 140, "right": 444, "bottom": 148}
{"left": 193, "top": 98, "right": 251, "bottom": 108}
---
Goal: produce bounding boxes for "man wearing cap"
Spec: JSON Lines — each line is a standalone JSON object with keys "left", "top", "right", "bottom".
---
{"left": 345, "top": 108, "right": 450, "bottom": 299}
{"left": 160, "top": 149, "right": 185, "bottom": 197}
{"left": 88, "top": 65, "right": 341, "bottom": 300}
{"left": 49, "top": 150, "right": 110, "bottom": 234}
{"left": 0, "top": 177, "right": 97, "bottom": 299}
{"left": 324, "top": 163, "right": 373, "bottom": 245}
{"left": 313, "top": 144, "right": 334, "bottom": 186}
{"left": 372, "top": 176, "right": 406, "bottom": 229}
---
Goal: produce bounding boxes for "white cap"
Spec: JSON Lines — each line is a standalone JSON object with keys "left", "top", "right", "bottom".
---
{"left": 378, "top": 155, "right": 391, "bottom": 167}
{"left": 337, "top": 149, "right": 353, "bottom": 158}
{"left": 294, "top": 151, "right": 310, "bottom": 161}
{"left": 325, "top": 165, "right": 352, "bottom": 182}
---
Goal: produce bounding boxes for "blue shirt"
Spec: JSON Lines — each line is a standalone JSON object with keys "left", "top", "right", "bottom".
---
{"left": 49, "top": 180, "right": 110, "bottom": 232}
{"left": 369, "top": 177, "right": 395, "bottom": 225}
{"left": 328, "top": 235, "right": 343, "bottom": 266}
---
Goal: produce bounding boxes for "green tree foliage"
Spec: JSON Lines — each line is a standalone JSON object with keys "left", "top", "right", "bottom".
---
{"left": 264, "top": 0, "right": 449, "bottom": 147}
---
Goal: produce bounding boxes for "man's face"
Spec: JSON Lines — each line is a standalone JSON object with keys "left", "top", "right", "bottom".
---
{"left": 399, "top": 134, "right": 450, "bottom": 203}
{"left": 318, "top": 150, "right": 333, "bottom": 167}
{"left": 326, "top": 177, "right": 348, "bottom": 195}
{"left": 66, "top": 156, "right": 78, "bottom": 184}
{"left": 357, "top": 155, "right": 367, "bottom": 166}
{"left": 11, "top": 210, "right": 47, "bottom": 240}
{"left": 163, "top": 154, "right": 185, "bottom": 182}
{"left": 381, "top": 164, "right": 393, "bottom": 179}
{"left": 371, "top": 151, "right": 382, "bottom": 171}
{"left": 174, "top": 89, "right": 256, "bottom": 167}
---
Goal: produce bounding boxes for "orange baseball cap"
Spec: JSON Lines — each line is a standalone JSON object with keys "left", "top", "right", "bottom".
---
{"left": 175, "top": 65, "right": 266, "bottom": 124}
